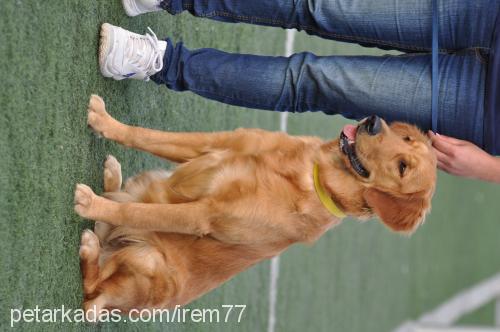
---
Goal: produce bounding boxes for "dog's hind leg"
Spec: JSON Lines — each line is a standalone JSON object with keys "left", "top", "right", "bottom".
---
{"left": 79, "top": 229, "right": 101, "bottom": 297}
{"left": 79, "top": 229, "right": 121, "bottom": 322}
{"left": 82, "top": 245, "right": 180, "bottom": 319}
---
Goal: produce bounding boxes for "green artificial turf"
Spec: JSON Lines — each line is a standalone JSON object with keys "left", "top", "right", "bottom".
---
{"left": 1, "top": 1, "right": 500, "bottom": 331}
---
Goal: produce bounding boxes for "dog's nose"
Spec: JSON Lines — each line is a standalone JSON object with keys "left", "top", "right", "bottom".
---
{"left": 364, "top": 115, "right": 382, "bottom": 136}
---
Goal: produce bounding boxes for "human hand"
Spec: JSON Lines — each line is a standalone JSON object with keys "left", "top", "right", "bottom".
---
{"left": 428, "top": 132, "right": 500, "bottom": 183}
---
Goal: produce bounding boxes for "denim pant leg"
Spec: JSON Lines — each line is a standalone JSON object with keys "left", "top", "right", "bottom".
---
{"left": 151, "top": 42, "right": 486, "bottom": 147}
{"left": 160, "top": 0, "right": 499, "bottom": 51}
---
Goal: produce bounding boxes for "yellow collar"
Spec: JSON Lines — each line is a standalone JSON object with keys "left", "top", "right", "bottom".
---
{"left": 313, "top": 163, "right": 346, "bottom": 218}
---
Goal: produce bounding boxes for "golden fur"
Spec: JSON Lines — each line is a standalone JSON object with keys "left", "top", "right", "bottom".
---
{"left": 74, "top": 95, "right": 436, "bottom": 319}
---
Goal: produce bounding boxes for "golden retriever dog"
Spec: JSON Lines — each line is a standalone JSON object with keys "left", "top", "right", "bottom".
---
{"left": 74, "top": 95, "right": 436, "bottom": 319}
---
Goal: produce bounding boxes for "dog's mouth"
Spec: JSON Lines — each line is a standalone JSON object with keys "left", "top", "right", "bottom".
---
{"left": 339, "top": 124, "right": 370, "bottom": 178}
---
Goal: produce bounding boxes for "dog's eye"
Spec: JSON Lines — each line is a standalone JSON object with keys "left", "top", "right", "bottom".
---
{"left": 403, "top": 136, "right": 411, "bottom": 142}
{"left": 399, "top": 161, "right": 407, "bottom": 176}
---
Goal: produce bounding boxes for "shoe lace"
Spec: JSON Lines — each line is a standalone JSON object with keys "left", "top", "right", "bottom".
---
{"left": 126, "top": 27, "right": 163, "bottom": 80}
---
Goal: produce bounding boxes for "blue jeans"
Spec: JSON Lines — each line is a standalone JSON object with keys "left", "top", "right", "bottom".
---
{"left": 151, "top": 0, "right": 500, "bottom": 150}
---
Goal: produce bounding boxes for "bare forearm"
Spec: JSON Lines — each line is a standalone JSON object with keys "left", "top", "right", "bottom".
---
{"left": 481, "top": 156, "right": 500, "bottom": 183}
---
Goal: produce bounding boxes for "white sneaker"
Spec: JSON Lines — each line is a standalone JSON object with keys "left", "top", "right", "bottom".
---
{"left": 99, "top": 23, "right": 167, "bottom": 81}
{"left": 122, "top": 0, "right": 163, "bottom": 17}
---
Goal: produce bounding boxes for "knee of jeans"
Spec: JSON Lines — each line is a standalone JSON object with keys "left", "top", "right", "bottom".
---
{"left": 281, "top": 52, "right": 325, "bottom": 112}
{"left": 293, "top": 0, "right": 331, "bottom": 31}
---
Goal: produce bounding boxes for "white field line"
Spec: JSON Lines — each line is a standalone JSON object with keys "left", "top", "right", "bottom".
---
{"left": 413, "top": 327, "right": 500, "bottom": 332}
{"left": 267, "top": 28, "right": 296, "bottom": 332}
{"left": 496, "top": 298, "right": 500, "bottom": 326}
{"left": 267, "top": 256, "right": 280, "bottom": 332}
{"left": 393, "top": 273, "right": 500, "bottom": 332}
{"left": 495, "top": 294, "right": 500, "bottom": 328}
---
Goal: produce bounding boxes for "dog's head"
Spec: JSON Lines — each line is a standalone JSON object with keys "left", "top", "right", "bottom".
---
{"left": 339, "top": 116, "right": 437, "bottom": 234}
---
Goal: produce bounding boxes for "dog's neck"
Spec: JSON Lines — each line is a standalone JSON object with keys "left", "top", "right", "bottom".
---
{"left": 315, "top": 139, "right": 371, "bottom": 219}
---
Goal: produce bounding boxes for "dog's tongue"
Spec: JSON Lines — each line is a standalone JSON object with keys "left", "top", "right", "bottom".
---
{"left": 342, "top": 124, "right": 357, "bottom": 141}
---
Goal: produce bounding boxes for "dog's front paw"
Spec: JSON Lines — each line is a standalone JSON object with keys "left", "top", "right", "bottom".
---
{"left": 87, "top": 94, "right": 117, "bottom": 138}
{"left": 74, "top": 184, "right": 97, "bottom": 219}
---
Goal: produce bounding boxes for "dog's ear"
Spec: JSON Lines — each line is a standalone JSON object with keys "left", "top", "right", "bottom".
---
{"left": 364, "top": 188, "right": 431, "bottom": 234}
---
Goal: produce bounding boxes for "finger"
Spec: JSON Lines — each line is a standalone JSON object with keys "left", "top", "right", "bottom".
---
{"left": 431, "top": 135, "right": 456, "bottom": 156}
{"left": 428, "top": 131, "right": 442, "bottom": 145}
{"left": 428, "top": 131, "right": 467, "bottom": 147}
{"left": 438, "top": 161, "right": 465, "bottom": 177}
{"left": 437, "top": 162, "right": 459, "bottom": 176}
{"left": 437, "top": 160, "right": 450, "bottom": 172}
{"left": 434, "top": 149, "right": 453, "bottom": 168}
{"left": 435, "top": 133, "right": 467, "bottom": 146}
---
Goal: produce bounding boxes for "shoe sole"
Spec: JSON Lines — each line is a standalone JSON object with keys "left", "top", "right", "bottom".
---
{"left": 122, "top": 0, "right": 140, "bottom": 17}
{"left": 99, "top": 23, "right": 121, "bottom": 80}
